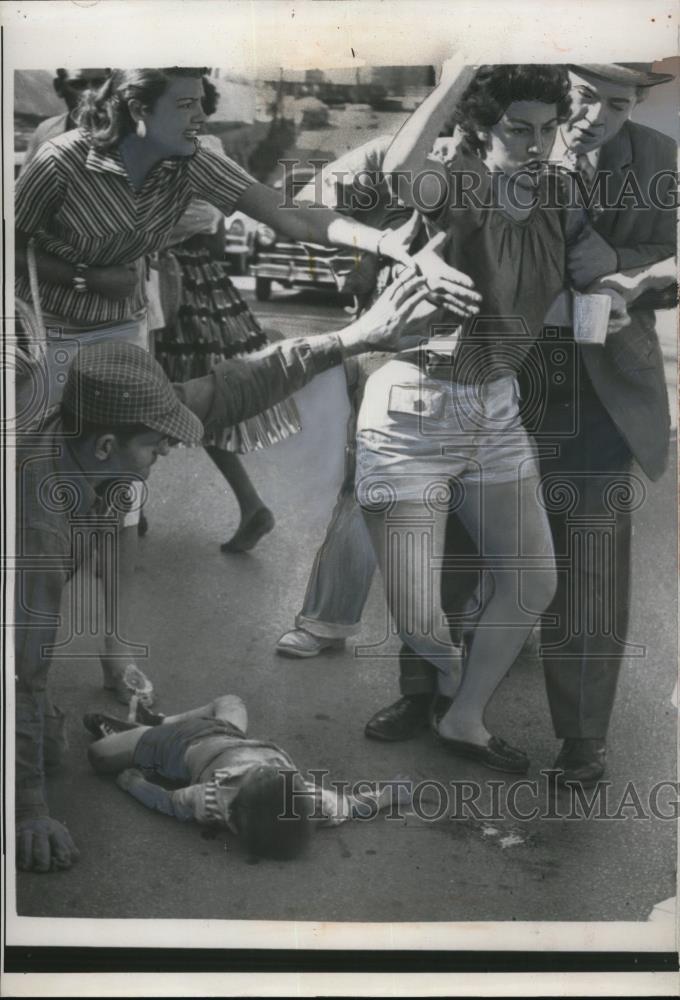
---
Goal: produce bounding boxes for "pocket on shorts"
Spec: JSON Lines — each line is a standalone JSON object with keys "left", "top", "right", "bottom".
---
{"left": 387, "top": 384, "right": 447, "bottom": 420}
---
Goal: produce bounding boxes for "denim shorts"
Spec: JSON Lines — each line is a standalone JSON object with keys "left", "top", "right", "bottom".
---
{"left": 133, "top": 717, "right": 245, "bottom": 782}
{"left": 355, "top": 358, "right": 539, "bottom": 507}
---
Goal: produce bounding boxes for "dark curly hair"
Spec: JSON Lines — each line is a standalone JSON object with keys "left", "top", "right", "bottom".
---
{"left": 452, "top": 64, "right": 571, "bottom": 157}
{"left": 75, "top": 67, "right": 210, "bottom": 151}
{"left": 201, "top": 76, "right": 219, "bottom": 117}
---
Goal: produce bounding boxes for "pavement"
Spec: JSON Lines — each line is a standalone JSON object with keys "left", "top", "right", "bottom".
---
{"left": 14, "top": 283, "right": 678, "bottom": 927}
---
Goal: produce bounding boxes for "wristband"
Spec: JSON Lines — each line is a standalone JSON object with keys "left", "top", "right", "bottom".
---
{"left": 72, "top": 262, "right": 88, "bottom": 295}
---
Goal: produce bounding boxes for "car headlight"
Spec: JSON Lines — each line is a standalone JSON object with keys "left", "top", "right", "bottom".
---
{"left": 256, "top": 224, "right": 277, "bottom": 247}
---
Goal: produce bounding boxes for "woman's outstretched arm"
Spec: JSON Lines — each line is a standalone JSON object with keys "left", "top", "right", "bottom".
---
{"left": 235, "top": 179, "right": 414, "bottom": 265}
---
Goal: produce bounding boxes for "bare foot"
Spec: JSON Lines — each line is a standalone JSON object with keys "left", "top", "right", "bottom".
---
{"left": 435, "top": 707, "right": 490, "bottom": 746}
{"left": 220, "top": 507, "right": 275, "bottom": 553}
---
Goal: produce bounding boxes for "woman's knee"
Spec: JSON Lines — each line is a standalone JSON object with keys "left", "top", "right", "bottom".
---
{"left": 522, "top": 565, "right": 558, "bottom": 614}
{"left": 488, "top": 564, "right": 557, "bottom": 615}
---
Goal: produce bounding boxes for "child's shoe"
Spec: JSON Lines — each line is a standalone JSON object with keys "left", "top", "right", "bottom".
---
{"left": 83, "top": 712, "right": 139, "bottom": 740}
{"left": 135, "top": 702, "right": 165, "bottom": 727}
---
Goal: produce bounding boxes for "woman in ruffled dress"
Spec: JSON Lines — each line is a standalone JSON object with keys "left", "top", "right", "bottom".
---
{"left": 151, "top": 78, "right": 298, "bottom": 551}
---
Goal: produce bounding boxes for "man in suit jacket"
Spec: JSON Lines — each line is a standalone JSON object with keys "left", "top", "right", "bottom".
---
{"left": 533, "top": 62, "right": 676, "bottom": 785}
{"left": 365, "top": 63, "right": 677, "bottom": 787}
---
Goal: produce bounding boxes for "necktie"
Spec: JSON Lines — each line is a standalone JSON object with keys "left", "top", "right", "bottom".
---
{"left": 565, "top": 149, "right": 602, "bottom": 217}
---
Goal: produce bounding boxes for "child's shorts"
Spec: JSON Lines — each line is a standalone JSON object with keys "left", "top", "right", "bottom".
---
{"left": 355, "top": 358, "right": 540, "bottom": 508}
{"left": 133, "top": 717, "right": 245, "bottom": 782}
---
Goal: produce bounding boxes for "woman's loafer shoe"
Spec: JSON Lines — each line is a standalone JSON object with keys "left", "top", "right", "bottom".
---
{"left": 553, "top": 739, "right": 606, "bottom": 787}
{"left": 365, "top": 695, "right": 431, "bottom": 742}
{"left": 433, "top": 727, "right": 530, "bottom": 773}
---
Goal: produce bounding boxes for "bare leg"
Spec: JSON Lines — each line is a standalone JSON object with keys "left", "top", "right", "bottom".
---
{"left": 162, "top": 694, "right": 248, "bottom": 733}
{"left": 88, "top": 726, "right": 148, "bottom": 774}
{"left": 363, "top": 500, "right": 463, "bottom": 698}
{"left": 205, "top": 447, "right": 266, "bottom": 521}
{"left": 437, "top": 476, "right": 557, "bottom": 745}
{"left": 205, "top": 447, "right": 275, "bottom": 553}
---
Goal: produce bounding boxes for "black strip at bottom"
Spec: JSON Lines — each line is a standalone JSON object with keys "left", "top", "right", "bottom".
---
{"left": 3, "top": 947, "right": 678, "bottom": 975}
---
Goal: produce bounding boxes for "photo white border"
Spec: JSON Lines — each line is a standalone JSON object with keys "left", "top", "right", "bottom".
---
{"left": 2, "top": 0, "right": 678, "bottom": 992}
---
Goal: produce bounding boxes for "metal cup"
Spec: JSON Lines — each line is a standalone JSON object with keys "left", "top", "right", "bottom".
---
{"left": 573, "top": 291, "right": 612, "bottom": 345}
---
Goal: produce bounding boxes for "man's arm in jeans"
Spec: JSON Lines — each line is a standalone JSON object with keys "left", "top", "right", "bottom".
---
{"left": 173, "top": 269, "right": 434, "bottom": 434}
{"left": 15, "top": 527, "right": 80, "bottom": 871}
{"left": 174, "top": 335, "right": 345, "bottom": 435}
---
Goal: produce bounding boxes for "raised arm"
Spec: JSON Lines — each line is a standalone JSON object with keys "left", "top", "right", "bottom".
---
{"left": 382, "top": 54, "right": 477, "bottom": 211}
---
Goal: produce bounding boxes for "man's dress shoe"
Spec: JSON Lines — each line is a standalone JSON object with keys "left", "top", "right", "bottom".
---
{"left": 554, "top": 738, "right": 607, "bottom": 787}
{"left": 364, "top": 695, "right": 431, "bottom": 742}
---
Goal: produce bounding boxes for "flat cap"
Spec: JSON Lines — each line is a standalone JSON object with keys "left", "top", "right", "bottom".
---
{"left": 62, "top": 341, "right": 204, "bottom": 445}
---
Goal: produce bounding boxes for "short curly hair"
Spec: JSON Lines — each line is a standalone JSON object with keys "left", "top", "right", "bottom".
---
{"left": 452, "top": 64, "right": 571, "bottom": 156}
{"left": 75, "top": 67, "right": 210, "bottom": 152}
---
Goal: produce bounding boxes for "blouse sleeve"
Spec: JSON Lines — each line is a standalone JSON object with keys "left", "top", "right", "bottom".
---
{"left": 15, "top": 141, "right": 66, "bottom": 233}
{"left": 187, "top": 145, "right": 256, "bottom": 217}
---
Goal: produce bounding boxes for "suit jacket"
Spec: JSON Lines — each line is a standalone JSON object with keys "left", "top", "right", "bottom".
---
{"left": 578, "top": 121, "right": 676, "bottom": 481}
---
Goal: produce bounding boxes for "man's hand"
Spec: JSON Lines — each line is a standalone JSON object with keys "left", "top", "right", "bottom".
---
{"left": 587, "top": 271, "right": 640, "bottom": 304}
{"left": 600, "top": 288, "right": 631, "bottom": 336}
{"left": 568, "top": 228, "right": 618, "bottom": 288}
{"left": 377, "top": 211, "right": 422, "bottom": 267}
{"left": 87, "top": 263, "right": 140, "bottom": 301}
{"left": 16, "top": 816, "right": 80, "bottom": 873}
{"left": 588, "top": 257, "right": 677, "bottom": 307}
{"left": 379, "top": 214, "right": 481, "bottom": 318}
{"left": 339, "top": 267, "right": 432, "bottom": 355}
{"left": 409, "top": 231, "right": 481, "bottom": 318}
{"left": 439, "top": 53, "right": 477, "bottom": 88}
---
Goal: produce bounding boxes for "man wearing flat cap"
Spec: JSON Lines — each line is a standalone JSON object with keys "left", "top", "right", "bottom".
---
{"left": 13, "top": 268, "right": 429, "bottom": 873}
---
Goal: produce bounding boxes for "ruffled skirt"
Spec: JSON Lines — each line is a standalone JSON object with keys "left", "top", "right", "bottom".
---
{"left": 153, "top": 247, "right": 301, "bottom": 452}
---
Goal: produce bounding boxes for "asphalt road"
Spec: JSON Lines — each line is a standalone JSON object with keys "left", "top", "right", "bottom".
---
{"left": 15, "top": 281, "right": 677, "bottom": 931}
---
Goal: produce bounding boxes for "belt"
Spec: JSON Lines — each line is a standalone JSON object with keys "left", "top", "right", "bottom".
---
{"left": 420, "top": 352, "right": 516, "bottom": 385}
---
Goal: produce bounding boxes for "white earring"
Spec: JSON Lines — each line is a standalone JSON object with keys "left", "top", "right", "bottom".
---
{"left": 136, "top": 119, "right": 147, "bottom": 139}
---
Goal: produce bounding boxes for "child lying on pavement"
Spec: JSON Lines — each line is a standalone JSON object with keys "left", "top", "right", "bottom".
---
{"left": 85, "top": 694, "right": 405, "bottom": 860}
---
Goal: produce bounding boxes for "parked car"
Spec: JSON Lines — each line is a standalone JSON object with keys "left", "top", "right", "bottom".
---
{"left": 250, "top": 169, "right": 357, "bottom": 301}
{"left": 223, "top": 210, "right": 258, "bottom": 275}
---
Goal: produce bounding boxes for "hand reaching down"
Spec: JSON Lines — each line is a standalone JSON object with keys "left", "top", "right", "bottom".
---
{"left": 16, "top": 816, "right": 80, "bottom": 873}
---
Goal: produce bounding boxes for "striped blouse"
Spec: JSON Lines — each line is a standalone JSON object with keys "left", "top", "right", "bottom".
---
{"left": 15, "top": 129, "right": 256, "bottom": 325}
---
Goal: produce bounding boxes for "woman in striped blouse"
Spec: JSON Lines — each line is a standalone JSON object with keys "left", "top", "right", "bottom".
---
{"left": 15, "top": 66, "right": 481, "bottom": 406}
